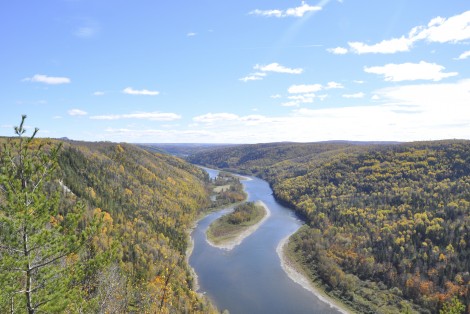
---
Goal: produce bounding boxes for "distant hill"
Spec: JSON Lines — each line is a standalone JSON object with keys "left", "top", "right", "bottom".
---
{"left": 138, "top": 143, "right": 237, "bottom": 157}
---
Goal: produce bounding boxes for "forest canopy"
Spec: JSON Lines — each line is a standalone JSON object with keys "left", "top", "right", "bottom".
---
{"left": 190, "top": 140, "right": 470, "bottom": 313}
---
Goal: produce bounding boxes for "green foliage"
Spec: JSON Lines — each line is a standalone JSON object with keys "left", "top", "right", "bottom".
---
{"left": 207, "top": 202, "right": 266, "bottom": 243}
{"left": 226, "top": 202, "right": 259, "bottom": 225}
{"left": 0, "top": 116, "right": 99, "bottom": 313}
{"left": 440, "top": 297, "right": 465, "bottom": 314}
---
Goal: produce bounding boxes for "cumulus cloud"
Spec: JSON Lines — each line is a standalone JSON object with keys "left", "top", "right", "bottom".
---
{"left": 411, "top": 11, "right": 470, "bottom": 43}
{"left": 349, "top": 37, "right": 413, "bottom": 54}
{"left": 254, "top": 63, "right": 303, "bottom": 74}
{"left": 456, "top": 50, "right": 470, "bottom": 60}
{"left": 93, "top": 91, "right": 105, "bottom": 96}
{"left": 288, "top": 84, "right": 322, "bottom": 94}
{"left": 68, "top": 109, "right": 87, "bottom": 116}
{"left": 23, "top": 74, "right": 71, "bottom": 85}
{"left": 326, "top": 81, "right": 344, "bottom": 89}
{"left": 249, "top": 1, "right": 321, "bottom": 18}
{"left": 240, "top": 63, "right": 303, "bottom": 82}
{"left": 284, "top": 81, "right": 344, "bottom": 106}
{"left": 327, "top": 47, "right": 348, "bottom": 55}
{"left": 122, "top": 87, "right": 160, "bottom": 96}
{"left": 90, "top": 112, "right": 181, "bottom": 121}
{"left": 364, "top": 61, "right": 458, "bottom": 82}
{"left": 337, "top": 10, "right": 470, "bottom": 54}
{"left": 343, "top": 92, "right": 365, "bottom": 99}
{"left": 239, "top": 72, "right": 266, "bottom": 82}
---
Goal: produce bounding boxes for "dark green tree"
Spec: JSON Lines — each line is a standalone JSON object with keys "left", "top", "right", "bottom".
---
{"left": 0, "top": 116, "right": 93, "bottom": 313}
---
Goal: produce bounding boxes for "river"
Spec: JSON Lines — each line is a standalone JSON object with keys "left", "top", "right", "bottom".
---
{"left": 189, "top": 168, "right": 342, "bottom": 314}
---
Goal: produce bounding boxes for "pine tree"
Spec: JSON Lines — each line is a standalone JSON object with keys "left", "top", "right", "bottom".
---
{"left": 0, "top": 116, "right": 93, "bottom": 313}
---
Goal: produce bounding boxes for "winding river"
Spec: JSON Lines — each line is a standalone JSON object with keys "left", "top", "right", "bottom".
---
{"left": 189, "top": 168, "right": 342, "bottom": 314}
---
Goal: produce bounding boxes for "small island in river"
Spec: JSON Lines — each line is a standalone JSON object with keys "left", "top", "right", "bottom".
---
{"left": 206, "top": 201, "right": 270, "bottom": 250}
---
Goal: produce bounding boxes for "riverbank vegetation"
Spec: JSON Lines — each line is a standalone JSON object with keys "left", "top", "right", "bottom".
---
{"left": 0, "top": 117, "right": 217, "bottom": 313}
{"left": 189, "top": 140, "right": 470, "bottom": 314}
{"left": 207, "top": 202, "right": 266, "bottom": 245}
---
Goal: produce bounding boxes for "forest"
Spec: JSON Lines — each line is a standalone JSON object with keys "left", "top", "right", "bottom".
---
{"left": 189, "top": 141, "right": 470, "bottom": 313}
{"left": 0, "top": 118, "right": 217, "bottom": 313}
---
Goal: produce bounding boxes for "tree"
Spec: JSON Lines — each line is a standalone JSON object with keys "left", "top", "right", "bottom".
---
{"left": 0, "top": 116, "right": 93, "bottom": 313}
{"left": 440, "top": 297, "right": 466, "bottom": 314}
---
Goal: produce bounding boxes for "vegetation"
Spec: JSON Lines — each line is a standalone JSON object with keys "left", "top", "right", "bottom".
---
{"left": 0, "top": 116, "right": 101, "bottom": 313}
{"left": 190, "top": 140, "right": 470, "bottom": 314}
{"left": 1, "top": 117, "right": 217, "bottom": 313}
{"left": 208, "top": 172, "right": 246, "bottom": 208}
{"left": 207, "top": 202, "right": 266, "bottom": 245}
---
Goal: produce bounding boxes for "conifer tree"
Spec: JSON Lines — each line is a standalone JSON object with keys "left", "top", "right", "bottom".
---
{"left": 0, "top": 116, "right": 93, "bottom": 313}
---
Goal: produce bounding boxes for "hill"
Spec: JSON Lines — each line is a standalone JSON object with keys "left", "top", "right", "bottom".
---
{"left": 188, "top": 140, "right": 470, "bottom": 313}
{"left": 1, "top": 133, "right": 216, "bottom": 313}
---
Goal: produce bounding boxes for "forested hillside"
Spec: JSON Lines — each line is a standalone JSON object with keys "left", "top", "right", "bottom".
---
{"left": 1, "top": 124, "right": 216, "bottom": 313}
{"left": 189, "top": 141, "right": 470, "bottom": 313}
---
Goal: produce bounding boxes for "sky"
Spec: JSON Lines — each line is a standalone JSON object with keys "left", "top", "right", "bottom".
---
{"left": 1, "top": 0, "right": 470, "bottom": 143}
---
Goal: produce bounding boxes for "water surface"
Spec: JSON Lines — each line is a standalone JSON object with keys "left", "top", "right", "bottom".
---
{"left": 190, "top": 168, "right": 340, "bottom": 314}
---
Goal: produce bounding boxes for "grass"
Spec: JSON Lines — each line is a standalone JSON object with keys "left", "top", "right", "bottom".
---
{"left": 206, "top": 202, "right": 266, "bottom": 245}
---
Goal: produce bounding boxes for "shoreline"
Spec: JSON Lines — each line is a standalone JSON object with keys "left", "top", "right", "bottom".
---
{"left": 276, "top": 234, "right": 351, "bottom": 314}
{"left": 206, "top": 200, "right": 270, "bottom": 251}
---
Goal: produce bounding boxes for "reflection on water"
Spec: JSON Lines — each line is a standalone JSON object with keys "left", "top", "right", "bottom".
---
{"left": 190, "top": 168, "right": 341, "bottom": 314}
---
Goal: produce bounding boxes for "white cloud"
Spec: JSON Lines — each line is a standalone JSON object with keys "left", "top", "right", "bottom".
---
{"left": 326, "top": 81, "right": 344, "bottom": 89}
{"left": 93, "top": 91, "right": 105, "bottom": 96}
{"left": 193, "top": 113, "right": 239, "bottom": 123}
{"left": 371, "top": 95, "right": 380, "bottom": 100}
{"left": 288, "top": 93, "right": 316, "bottom": 103}
{"left": 96, "top": 80, "right": 470, "bottom": 143}
{"left": 23, "top": 74, "right": 71, "bottom": 85}
{"left": 239, "top": 72, "right": 267, "bottom": 82}
{"left": 187, "top": 32, "right": 197, "bottom": 37}
{"left": 342, "top": 11, "right": 470, "bottom": 54}
{"left": 354, "top": 80, "right": 365, "bottom": 84}
{"left": 90, "top": 112, "right": 181, "bottom": 121}
{"left": 411, "top": 11, "right": 470, "bottom": 43}
{"left": 241, "top": 63, "right": 303, "bottom": 82}
{"left": 122, "top": 87, "right": 160, "bottom": 96}
{"left": 68, "top": 109, "right": 87, "bottom": 116}
{"left": 456, "top": 50, "right": 470, "bottom": 60}
{"left": 249, "top": 1, "right": 321, "bottom": 18}
{"left": 288, "top": 84, "right": 322, "bottom": 94}
{"left": 343, "top": 92, "right": 365, "bottom": 99}
{"left": 270, "top": 94, "right": 282, "bottom": 99}
{"left": 349, "top": 36, "right": 413, "bottom": 54}
{"left": 254, "top": 63, "right": 303, "bottom": 74}
{"left": 364, "top": 61, "right": 458, "bottom": 82}
{"left": 327, "top": 47, "right": 348, "bottom": 55}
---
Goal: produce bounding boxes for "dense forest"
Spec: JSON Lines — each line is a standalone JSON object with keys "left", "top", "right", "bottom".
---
{"left": 189, "top": 141, "right": 470, "bottom": 313}
{"left": 0, "top": 119, "right": 217, "bottom": 313}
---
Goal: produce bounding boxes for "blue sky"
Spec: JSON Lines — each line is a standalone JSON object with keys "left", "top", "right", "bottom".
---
{"left": 1, "top": 1, "right": 469, "bottom": 143}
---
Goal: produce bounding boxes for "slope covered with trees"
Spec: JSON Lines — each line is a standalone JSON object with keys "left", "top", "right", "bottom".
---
{"left": 189, "top": 141, "right": 470, "bottom": 313}
{"left": 1, "top": 118, "right": 216, "bottom": 313}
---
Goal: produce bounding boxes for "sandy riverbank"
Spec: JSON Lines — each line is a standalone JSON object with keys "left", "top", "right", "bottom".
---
{"left": 277, "top": 234, "right": 350, "bottom": 314}
{"left": 206, "top": 200, "right": 270, "bottom": 251}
